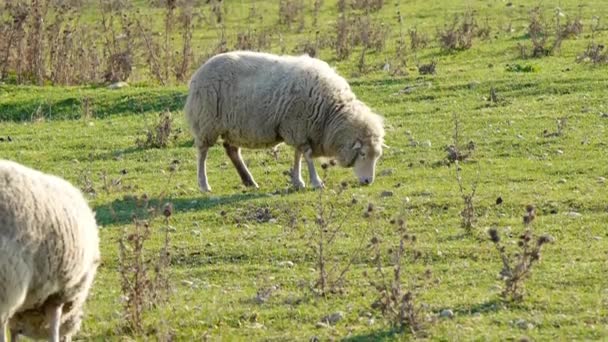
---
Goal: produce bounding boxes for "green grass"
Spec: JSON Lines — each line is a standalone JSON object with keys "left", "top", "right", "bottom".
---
{"left": 1, "top": 0, "right": 608, "bottom": 340}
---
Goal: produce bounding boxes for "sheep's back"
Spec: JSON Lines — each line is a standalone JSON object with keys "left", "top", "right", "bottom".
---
{"left": 186, "top": 51, "right": 357, "bottom": 146}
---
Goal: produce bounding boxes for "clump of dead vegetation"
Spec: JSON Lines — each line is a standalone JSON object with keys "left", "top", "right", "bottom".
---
{"left": 278, "top": 0, "right": 305, "bottom": 32}
{"left": 350, "top": 0, "right": 384, "bottom": 12}
{"left": 543, "top": 116, "right": 568, "bottom": 138}
{"left": 409, "top": 26, "right": 430, "bottom": 51}
{"left": 519, "top": 7, "right": 584, "bottom": 58}
{"left": 0, "top": 0, "right": 200, "bottom": 86}
{"left": 437, "top": 12, "right": 478, "bottom": 51}
{"left": 136, "top": 111, "right": 181, "bottom": 149}
{"left": 366, "top": 213, "right": 431, "bottom": 336}
{"left": 417, "top": 61, "right": 436, "bottom": 75}
{"left": 577, "top": 42, "right": 608, "bottom": 65}
{"left": 577, "top": 17, "right": 607, "bottom": 65}
{"left": 488, "top": 205, "right": 554, "bottom": 302}
{"left": 332, "top": 4, "right": 390, "bottom": 63}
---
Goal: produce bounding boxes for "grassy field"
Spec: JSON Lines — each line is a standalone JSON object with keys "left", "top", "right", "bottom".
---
{"left": 1, "top": 0, "right": 608, "bottom": 340}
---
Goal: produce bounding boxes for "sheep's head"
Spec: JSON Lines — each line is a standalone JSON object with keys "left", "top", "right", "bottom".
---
{"left": 331, "top": 102, "right": 385, "bottom": 185}
{"left": 340, "top": 138, "right": 384, "bottom": 185}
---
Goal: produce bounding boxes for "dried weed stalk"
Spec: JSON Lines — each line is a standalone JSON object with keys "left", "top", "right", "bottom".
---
{"left": 118, "top": 162, "right": 176, "bottom": 334}
{"left": 308, "top": 186, "right": 364, "bottom": 296}
{"left": 488, "top": 205, "right": 554, "bottom": 302}
{"left": 449, "top": 113, "right": 479, "bottom": 231}
{"left": 366, "top": 216, "right": 428, "bottom": 336}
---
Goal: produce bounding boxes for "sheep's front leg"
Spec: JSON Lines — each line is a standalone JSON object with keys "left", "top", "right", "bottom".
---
{"left": 223, "top": 142, "right": 259, "bottom": 189}
{"left": 197, "top": 144, "right": 212, "bottom": 192}
{"left": 46, "top": 304, "right": 63, "bottom": 342}
{"left": 304, "top": 148, "right": 324, "bottom": 189}
{"left": 291, "top": 150, "right": 305, "bottom": 189}
{"left": 9, "top": 328, "right": 19, "bottom": 342}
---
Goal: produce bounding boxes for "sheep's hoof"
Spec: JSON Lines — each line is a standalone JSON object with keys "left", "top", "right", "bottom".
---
{"left": 311, "top": 180, "right": 325, "bottom": 189}
{"left": 292, "top": 179, "right": 306, "bottom": 189}
{"left": 199, "top": 185, "right": 212, "bottom": 192}
{"left": 243, "top": 180, "right": 259, "bottom": 188}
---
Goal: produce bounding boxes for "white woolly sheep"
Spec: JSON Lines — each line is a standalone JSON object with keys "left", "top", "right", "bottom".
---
{"left": 0, "top": 160, "right": 100, "bottom": 342}
{"left": 185, "top": 51, "right": 386, "bottom": 192}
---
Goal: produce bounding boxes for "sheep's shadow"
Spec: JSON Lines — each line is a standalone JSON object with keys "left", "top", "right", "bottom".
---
{"left": 94, "top": 192, "right": 267, "bottom": 226}
{"left": 451, "top": 298, "right": 505, "bottom": 316}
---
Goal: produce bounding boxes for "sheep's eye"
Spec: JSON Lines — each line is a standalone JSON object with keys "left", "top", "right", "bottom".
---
{"left": 359, "top": 151, "right": 366, "bottom": 157}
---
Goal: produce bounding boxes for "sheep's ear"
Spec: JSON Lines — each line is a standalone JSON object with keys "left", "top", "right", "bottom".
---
{"left": 352, "top": 140, "right": 362, "bottom": 150}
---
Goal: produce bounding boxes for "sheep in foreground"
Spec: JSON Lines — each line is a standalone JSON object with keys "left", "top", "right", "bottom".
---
{"left": 0, "top": 160, "right": 100, "bottom": 342}
{"left": 185, "top": 51, "right": 386, "bottom": 192}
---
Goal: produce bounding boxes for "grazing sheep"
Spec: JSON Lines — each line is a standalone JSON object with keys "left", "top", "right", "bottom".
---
{"left": 0, "top": 160, "right": 100, "bottom": 342}
{"left": 185, "top": 51, "right": 386, "bottom": 192}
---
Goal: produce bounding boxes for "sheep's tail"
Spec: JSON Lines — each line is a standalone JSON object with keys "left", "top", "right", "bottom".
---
{"left": 0, "top": 236, "right": 31, "bottom": 322}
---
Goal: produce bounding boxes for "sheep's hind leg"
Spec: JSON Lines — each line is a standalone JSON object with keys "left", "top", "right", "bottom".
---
{"left": 46, "top": 303, "right": 63, "bottom": 342}
{"left": 304, "top": 148, "right": 324, "bottom": 189}
{"left": 223, "top": 142, "right": 259, "bottom": 188}
{"left": 1, "top": 318, "right": 8, "bottom": 342}
{"left": 197, "top": 144, "right": 212, "bottom": 192}
{"left": 291, "top": 150, "right": 305, "bottom": 189}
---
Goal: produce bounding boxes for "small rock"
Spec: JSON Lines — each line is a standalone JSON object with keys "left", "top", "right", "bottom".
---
{"left": 181, "top": 280, "right": 194, "bottom": 287}
{"left": 565, "top": 211, "right": 582, "bottom": 218}
{"left": 278, "top": 261, "right": 295, "bottom": 268}
{"left": 598, "top": 177, "right": 606, "bottom": 184}
{"left": 108, "top": 81, "right": 129, "bottom": 89}
{"left": 439, "top": 309, "right": 454, "bottom": 319}
{"left": 557, "top": 178, "right": 567, "bottom": 184}
{"left": 398, "top": 86, "right": 416, "bottom": 94}
{"left": 315, "top": 322, "right": 330, "bottom": 329}
{"left": 191, "top": 230, "right": 201, "bottom": 236}
{"left": 515, "top": 319, "right": 533, "bottom": 330}
{"left": 421, "top": 140, "right": 432, "bottom": 148}
{"left": 167, "top": 226, "right": 177, "bottom": 232}
{"left": 268, "top": 218, "right": 278, "bottom": 224}
{"left": 556, "top": 149, "right": 564, "bottom": 155}
{"left": 320, "top": 312, "right": 344, "bottom": 326}
{"left": 380, "top": 191, "right": 394, "bottom": 198}
{"left": 248, "top": 323, "right": 265, "bottom": 329}
{"left": 379, "top": 168, "right": 395, "bottom": 177}
{"left": 600, "top": 112, "right": 608, "bottom": 118}
{"left": 516, "top": 134, "right": 524, "bottom": 140}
